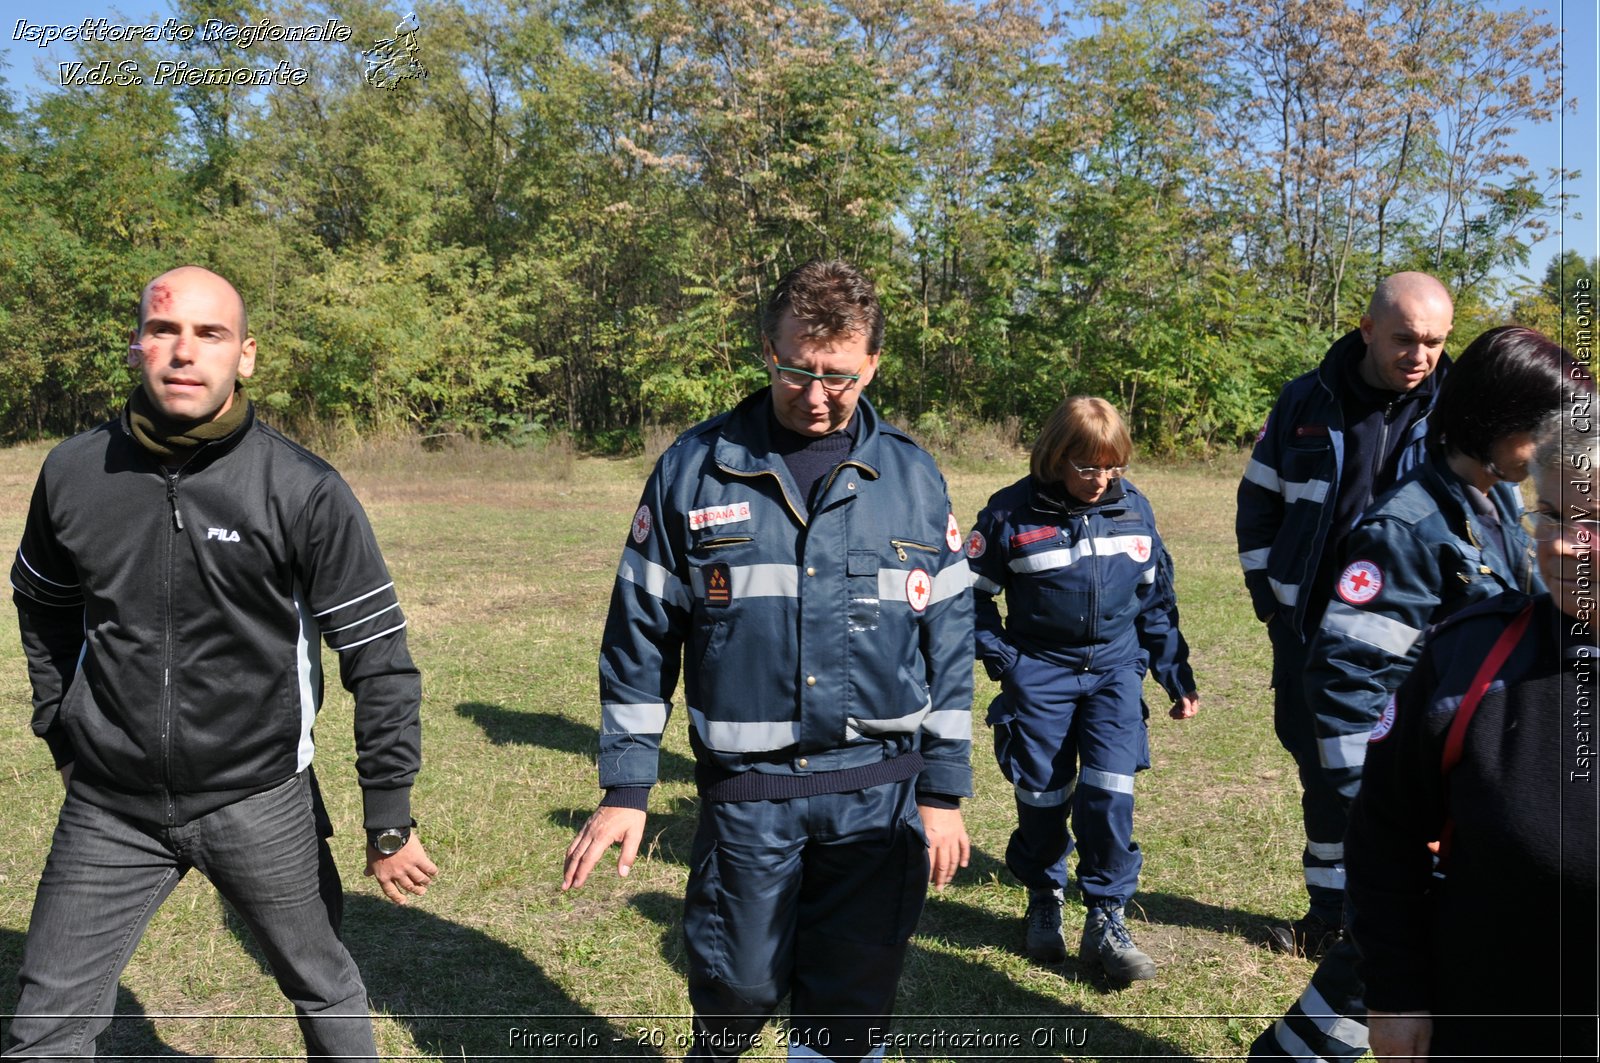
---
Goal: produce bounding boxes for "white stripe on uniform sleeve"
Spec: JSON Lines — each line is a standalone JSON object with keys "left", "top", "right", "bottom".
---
{"left": 602, "top": 701, "right": 670, "bottom": 734}
{"left": 617, "top": 555, "right": 689, "bottom": 611}
{"left": 1317, "top": 731, "right": 1368, "bottom": 770}
{"left": 1319, "top": 601, "right": 1423, "bottom": 658}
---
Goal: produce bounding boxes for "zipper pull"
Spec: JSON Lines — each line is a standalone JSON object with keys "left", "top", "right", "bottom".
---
{"left": 166, "top": 474, "right": 184, "bottom": 531}
{"left": 895, "top": 544, "right": 908, "bottom": 561}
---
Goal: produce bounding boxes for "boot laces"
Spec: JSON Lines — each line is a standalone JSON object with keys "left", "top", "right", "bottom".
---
{"left": 1097, "top": 907, "right": 1135, "bottom": 949}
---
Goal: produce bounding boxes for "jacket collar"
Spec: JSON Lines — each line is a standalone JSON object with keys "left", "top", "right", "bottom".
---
{"left": 1421, "top": 448, "right": 1526, "bottom": 580}
{"left": 714, "top": 388, "right": 883, "bottom": 480}
{"left": 1032, "top": 476, "right": 1127, "bottom": 517}
{"left": 1317, "top": 327, "right": 1450, "bottom": 414}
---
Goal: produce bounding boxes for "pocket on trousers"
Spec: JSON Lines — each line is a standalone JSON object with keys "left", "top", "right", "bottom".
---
{"left": 992, "top": 718, "right": 1018, "bottom": 780}
{"left": 683, "top": 833, "right": 730, "bottom": 984}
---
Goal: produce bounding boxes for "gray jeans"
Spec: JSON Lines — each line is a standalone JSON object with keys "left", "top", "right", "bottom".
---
{"left": 3, "top": 771, "right": 376, "bottom": 1061}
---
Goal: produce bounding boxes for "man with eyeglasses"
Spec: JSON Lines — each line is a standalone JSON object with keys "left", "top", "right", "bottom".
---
{"left": 562, "top": 259, "right": 974, "bottom": 1063}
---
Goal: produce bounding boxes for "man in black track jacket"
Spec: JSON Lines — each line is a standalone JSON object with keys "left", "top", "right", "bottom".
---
{"left": 5, "top": 266, "right": 437, "bottom": 1061}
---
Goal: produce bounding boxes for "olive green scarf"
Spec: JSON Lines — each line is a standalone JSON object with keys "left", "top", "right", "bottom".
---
{"left": 126, "top": 383, "right": 250, "bottom": 461}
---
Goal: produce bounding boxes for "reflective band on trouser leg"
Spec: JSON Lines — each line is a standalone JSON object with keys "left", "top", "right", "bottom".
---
{"left": 1247, "top": 936, "right": 1369, "bottom": 1061}
{"left": 1070, "top": 668, "right": 1146, "bottom": 906}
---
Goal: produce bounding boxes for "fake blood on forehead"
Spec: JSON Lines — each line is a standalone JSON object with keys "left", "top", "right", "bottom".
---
{"left": 146, "top": 283, "right": 174, "bottom": 313}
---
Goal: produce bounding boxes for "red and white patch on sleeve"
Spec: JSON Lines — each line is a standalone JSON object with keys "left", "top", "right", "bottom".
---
{"left": 631, "top": 504, "right": 652, "bottom": 544}
{"left": 1336, "top": 559, "right": 1383, "bottom": 605}
{"left": 946, "top": 513, "right": 963, "bottom": 552}
{"left": 1128, "top": 535, "right": 1151, "bottom": 561}
{"left": 965, "top": 529, "right": 987, "bottom": 558}
{"left": 1369, "top": 695, "right": 1397, "bottom": 743}
{"left": 906, "top": 568, "right": 932, "bottom": 612}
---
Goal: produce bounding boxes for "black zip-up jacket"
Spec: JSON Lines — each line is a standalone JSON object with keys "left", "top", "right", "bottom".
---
{"left": 10, "top": 405, "right": 420, "bottom": 829}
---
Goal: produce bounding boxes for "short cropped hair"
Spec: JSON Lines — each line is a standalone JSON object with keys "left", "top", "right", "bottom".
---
{"left": 1031, "top": 396, "right": 1133, "bottom": 483}
{"left": 762, "top": 259, "right": 885, "bottom": 352}
{"left": 1431, "top": 325, "right": 1587, "bottom": 461}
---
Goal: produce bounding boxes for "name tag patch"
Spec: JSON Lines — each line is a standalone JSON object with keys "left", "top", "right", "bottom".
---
{"left": 1011, "top": 526, "right": 1059, "bottom": 548}
{"left": 689, "top": 501, "right": 752, "bottom": 530}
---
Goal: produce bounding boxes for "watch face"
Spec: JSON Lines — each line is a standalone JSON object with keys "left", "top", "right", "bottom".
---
{"left": 376, "top": 829, "right": 406, "bottom": 855}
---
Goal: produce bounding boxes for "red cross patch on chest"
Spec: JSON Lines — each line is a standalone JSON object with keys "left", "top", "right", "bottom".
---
{"left": 906, "top": 568, "right": 932, "bottom": 612}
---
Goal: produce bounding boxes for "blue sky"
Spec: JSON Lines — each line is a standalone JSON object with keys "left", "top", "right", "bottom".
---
{"left": 1, "top": 0, "right": 1595, "bottom": 293}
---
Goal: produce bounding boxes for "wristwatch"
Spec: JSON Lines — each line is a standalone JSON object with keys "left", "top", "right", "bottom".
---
{"left": 367, "top": 819, "right": 416, "bottom": 856}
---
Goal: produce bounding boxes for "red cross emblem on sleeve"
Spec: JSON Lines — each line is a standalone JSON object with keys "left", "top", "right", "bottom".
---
{"left": 1337, "top": 560, "right": 1384, "bottom": 605}
{"left": 631, "top": 505, "right": 652, "bottom": 544}
{"left": 946, "top": 513, "right": 963, "bottom": 552}
{"left": 1132, "top": 537, "right": 1150, "bottom": 561}
{"left": 906, "top": 567, "right": 932, "bottom": 612}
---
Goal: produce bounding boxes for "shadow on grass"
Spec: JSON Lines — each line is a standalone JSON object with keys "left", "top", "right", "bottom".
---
{"left": 221, "top": 898, "right": 666, "bottom": 1059}
{"left": 625, "top": 890, "right": 1196, "bottom": 1061}
{"left": 953, "top": 855, "right": 1282, "bottom": 950}
{"left": 456, "top": 702, "right": 697, "bottom": 784}
{"left": 961, "top": 840, "right": 1008, "bottom": 883}
{"left": 0, "top": 928, "right": 205, "bottom": 1058}
{"left": 1129, "top": 890, "right": 1282, "bottom": 949}
{"left": 917, "top": 893, "right": 1203, "bottom": 1000}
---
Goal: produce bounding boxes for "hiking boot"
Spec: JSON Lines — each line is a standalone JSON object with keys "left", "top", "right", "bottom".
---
{"left": 1080, "top": 903, "right": 1157, "bottom": 982}
{"left": 1024, "top": 887, "right": 1067, "bottom": 963}
{"left": 1266, "top": 911, "right": 1342, "bottom": 960}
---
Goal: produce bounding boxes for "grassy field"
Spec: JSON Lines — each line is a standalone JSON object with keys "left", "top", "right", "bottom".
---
{"left": 0, "top": 432, "right": 1329, "bottom": 1062}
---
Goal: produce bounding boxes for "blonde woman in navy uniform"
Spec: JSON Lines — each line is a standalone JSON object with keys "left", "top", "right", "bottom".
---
{"left": 968, "top": 396, "right": 1197, "bottom": 982}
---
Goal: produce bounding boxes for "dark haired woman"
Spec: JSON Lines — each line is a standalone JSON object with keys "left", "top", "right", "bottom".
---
{"left": 1348, "top": 410, "right": 1598, "bottom": 1062}
{"left": 1306, "top": 324, "right": 1574, "bottom": 826}
{"left": 968, "top": 396, "right": 1197, "bottom": 983}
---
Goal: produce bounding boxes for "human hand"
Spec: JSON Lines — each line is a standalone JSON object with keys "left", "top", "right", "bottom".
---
{"left": 1170, "top": 692, "right": 1200, "bottom": 719}
{"left": 562, "top": 806, "right": 646, "bottom": 891}
{"left": 918, "top": 805, "right": 970, "bottom": 891}
{"left": 1367, "top": 1010, "right": 1431, "bottom": 1062}
{"left": 365, "top": 834, "right": 438, "bottom": 905}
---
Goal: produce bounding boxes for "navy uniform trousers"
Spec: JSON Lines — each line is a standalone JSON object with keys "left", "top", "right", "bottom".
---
{"left": 683, "top": 777, "right": 927, "bottom": 1063}
{"left": 990, "top": 663, "right": 1147, "bottom": 904}
{"left": 1267, "top": 614, "right": 1348, "bottom": 923}
{"left": 1253, "top": 614, "right": 1367, "bottom": 1062}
